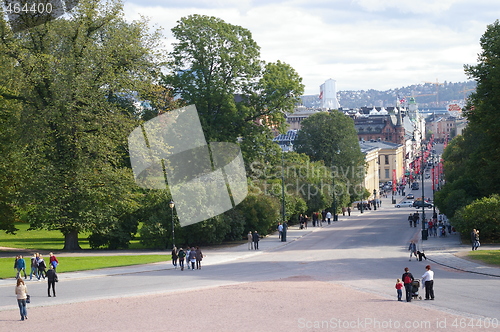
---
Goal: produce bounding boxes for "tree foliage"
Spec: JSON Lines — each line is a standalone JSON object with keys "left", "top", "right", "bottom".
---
{"left": 453, "top": 195, "right": 500, "bottom": 243}
{"left": 293, "top": 111, "right": 366, "bottom": 212}
{"left": 165, "top": 14, "right": 303, "bottom": 145}
{"left": 0, "top": 0, "right": 163, "bottom": 249}
{"left": 438, "top": 20, "right": 500, "bottom": 231}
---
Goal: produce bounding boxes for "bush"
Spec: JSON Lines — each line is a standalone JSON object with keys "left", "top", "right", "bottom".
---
{"left": 453, "top": 195, "right": 500, "bottom": 243}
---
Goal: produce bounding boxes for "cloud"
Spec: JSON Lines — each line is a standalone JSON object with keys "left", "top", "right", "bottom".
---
{"left": 123, "top": 0, "right": 489, "bottom": 93}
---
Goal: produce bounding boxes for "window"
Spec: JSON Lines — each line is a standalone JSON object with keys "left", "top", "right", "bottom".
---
{"left": 385, "top": 169, "right": 390, "bottom": 178}
{"left": 385, "top": 155, "right": 389, "bottom": 165}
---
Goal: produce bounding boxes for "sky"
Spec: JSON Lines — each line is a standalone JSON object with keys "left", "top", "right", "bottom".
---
{"left": 123, "top": 0, "right": 497, "bottom": 95}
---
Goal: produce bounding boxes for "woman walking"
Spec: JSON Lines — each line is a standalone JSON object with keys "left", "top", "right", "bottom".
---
{"left": 15, "top": 278, "right": 28, "bottom": 321}
{"left": 195, "top": 246, "right": 203, "bottom": 270}
{"left": 171, "top": 246, "right": 178, "bottom": 269}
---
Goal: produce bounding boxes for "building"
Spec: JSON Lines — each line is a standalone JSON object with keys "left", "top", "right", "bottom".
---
{"left": 320, "top": 78, "right": 340, "bottom": 110}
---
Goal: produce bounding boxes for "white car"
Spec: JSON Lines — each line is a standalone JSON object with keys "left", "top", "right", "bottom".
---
{"left": 394, "top": 200, "right": 414, "bottom": 208}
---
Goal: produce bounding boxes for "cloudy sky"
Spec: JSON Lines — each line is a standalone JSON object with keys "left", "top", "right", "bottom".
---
{"left": 123, "top": 0, "right": 496, "bottom": 95}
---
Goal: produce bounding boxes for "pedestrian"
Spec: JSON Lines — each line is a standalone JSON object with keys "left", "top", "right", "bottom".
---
{"left": 253, "top": 231, "right": 260, "bottom": 250}
{"left": 395, "top": 278, "right": 403, "bottom": 301}
{"left": 408, "top": 213, "right": 413, "bottom": 227}
{"left": 46, "top": 265, "right": 58, "bottom": 297}
{"left": 471, "top": 229, "right": 480, "bottom": 250}
{"left": 326, "top": 211, "right": 332, "bottom": 225}
{"left": 186, "top": 247, "right": 191, "bottom": 269}
{"left": 49, "top": 252, "right": 59, "bottom": 271}
{"left": 178, "top": 248, "right": 186, "bottom": 271}
{"left": 188, "top": 247, "right": 197, "bottom": 270}
{"left": 342, "top": 207, "right": 346, "bottom": 216}
{"left": 303, "top": 215, "right": 308, "bottom": 229}
{"left": 15, "top": 278, "right": 28, "bottom": 321}
{"left": 16, "top": 255, "right": 27, "bottom": 280}
{"left": 13, "top": 255, "right": 19, "bottom": 276}
{"left": 421, "top": 264, "right": 434, "bottom": 300}
{"left": 195, "top": 246, "right": 203, "bottom": 270}
{"left": 277, "top": 223, "right": 283, "bottom": 239}
{"left": 321, "top": 210, "right": 326, "bottom": 224}
{"left": 37, "top": 254, "right": 47, "bottom": 280}
{"left": 402, "top": 267, "right": 414, "bottom": 302}
{"left": 408, "top": 241, "right": 417, "bottom": 261}
{"left": 347, "top": 206, "right": 351, "bottom": 216}
{"left": 171, "top": 246, "right": 178, "bottom": 269}
{"left": 247, "top": 231, "right": 253, "bottom": 250}
{"left": 29, "top": 254, "right": 38, "bottom": 281}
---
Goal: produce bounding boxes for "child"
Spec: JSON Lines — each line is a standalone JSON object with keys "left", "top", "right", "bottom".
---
{"left": 395, "top": 278, "right": 403, "bottom": 301}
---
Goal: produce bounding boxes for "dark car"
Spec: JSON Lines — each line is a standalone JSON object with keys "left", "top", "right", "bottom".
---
{"left": 411, "top": 182, "right": 419, "bottom": 190}
{"left": 406, "top": 193, "right": 415, "bottom": 199}
{"left": 413, "top": 200, "right": 433, "bottom": 208}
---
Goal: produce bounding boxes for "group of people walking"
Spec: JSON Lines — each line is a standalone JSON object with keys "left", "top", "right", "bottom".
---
{"left": 171, "top": 246, "right": 203, "bottom": 271}
{"left": 14, "top": 252, "right": 59, "bottom": 321}
{"left": 14, "top": 252, "right": 58, "bottom": 281}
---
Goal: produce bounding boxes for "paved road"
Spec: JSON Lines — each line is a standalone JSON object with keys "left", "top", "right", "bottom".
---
{"left": 1, "top": 181, "right": 499, "bottom": 331}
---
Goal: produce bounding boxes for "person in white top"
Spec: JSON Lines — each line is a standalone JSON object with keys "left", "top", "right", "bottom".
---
{"left": 15, "top": 278, "right": 28, "bottom": 320}
{"left": 421, "top": 265, "right": 434, "bottom": 300}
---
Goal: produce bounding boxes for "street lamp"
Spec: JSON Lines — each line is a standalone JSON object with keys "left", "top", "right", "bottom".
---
{"left": 281, "top": 151, "right": 287, "bottom": 242}
{"left": 332, "top": 149, "right": 340, "bottom": 221}
{"left": 169, "top": 200, "right": 175, "bottom": 249}
{"left": 420, "top": 142, "right": 427, "bottom": 241}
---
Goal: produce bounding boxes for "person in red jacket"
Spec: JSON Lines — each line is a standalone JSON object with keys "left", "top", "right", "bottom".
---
{"left": 402, "top": 267, "right": 414, "bottom": 302}
{"left": 49, "top": 252, "right": 59, "bottom": 271}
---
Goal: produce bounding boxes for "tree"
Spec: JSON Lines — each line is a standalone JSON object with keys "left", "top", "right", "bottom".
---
{"left": 294, "top": 111, "right": 366, "bottom": 210}
{"left": 453, "top": 195, "right": 500, "bottom": 243}
{"left": 437, "top": 20, "right": 500, "bottom": 223}
{"left": 462, "top": 19, "right": 500, "bottom": 197}
{"left": 165, "top": 15, "right": 304, "bottom": 145}
{"left": 0, "top": 0, "right": 163, "bottom": 249}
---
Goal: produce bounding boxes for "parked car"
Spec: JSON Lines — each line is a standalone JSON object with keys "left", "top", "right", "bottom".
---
{"left": 406, "top": 193, "right": 415, "bottom": 199}
{"left": 395, "top": 201, "right": 415, "bottom": 208}
{"left": 413, "top": 200, "right": 433, "bottom": 208}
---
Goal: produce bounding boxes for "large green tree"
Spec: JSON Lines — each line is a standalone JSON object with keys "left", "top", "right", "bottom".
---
{"left": 437, "top": 20, "right": 500, "bottom": 224}
{"left": 294, "top": 111, "right": 366, "bottom": 209}
{"left": 165, "top": 14, "right": 304, "bottom": 146}
{"left": 0, "top": 0, "right": 162, "bottom": 249}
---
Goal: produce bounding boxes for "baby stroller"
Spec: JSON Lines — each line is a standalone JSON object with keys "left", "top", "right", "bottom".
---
{"left": 412, "top": 279, "right": 422, "bottom": 300}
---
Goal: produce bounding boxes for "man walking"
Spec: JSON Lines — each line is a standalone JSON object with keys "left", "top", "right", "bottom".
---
{"left": 421, "top": 265, "right": 434, "bottom": 300}
{"left": 46, "top": 265, "right": 58, "bottom": 297}
{"left": 252, "top": 231, "right": 260, "bottom": 250}
{"left": 408, "top": 241, "right": 417, "bottom": 261}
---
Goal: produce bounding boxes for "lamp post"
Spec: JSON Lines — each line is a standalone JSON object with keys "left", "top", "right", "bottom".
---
{"left": 373, "top": 189, "right": 377, "bottom": 210}
{"left": 332, "top": 149, "right": 340, "bottom": 221}
{"left": 420, "top": 142, "right": 427, "bottom": 241}
{"left": 169, "top": 200, "right": 175, "bottom": 249}
{"left": 281, "top": 151, "right": 287, "bottom": 242}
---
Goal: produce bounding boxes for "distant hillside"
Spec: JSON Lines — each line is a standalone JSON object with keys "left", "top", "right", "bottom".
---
{"left": 301, "top": 81, "right": 476, "bottom": 109}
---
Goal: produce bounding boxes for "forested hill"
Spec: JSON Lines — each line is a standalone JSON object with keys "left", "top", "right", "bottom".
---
{"left": 301, "top": 81, "right": 477, "bottom": 109}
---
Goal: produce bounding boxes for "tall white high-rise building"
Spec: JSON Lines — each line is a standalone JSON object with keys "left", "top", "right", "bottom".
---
{"left": 319, "top": 78, "right": 340, "bottom": 110}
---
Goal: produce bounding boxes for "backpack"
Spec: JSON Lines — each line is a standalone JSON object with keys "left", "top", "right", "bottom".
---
{"left": 403, "top": 273, "right": 412, "bottom": 284}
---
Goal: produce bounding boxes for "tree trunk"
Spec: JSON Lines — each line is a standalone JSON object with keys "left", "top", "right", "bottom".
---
{"left": 63, "top": 230, "right": 82, "bottom": 250}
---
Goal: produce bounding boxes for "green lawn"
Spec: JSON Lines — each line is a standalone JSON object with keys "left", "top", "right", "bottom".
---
{"left": 1, "top": 255, "right": 169, "bottom": 279}
{"left": 468, "top": 250, "right": 500, "bottom": 267}
{"left": 0, "top": 222, "right": 146, "bottom": 250}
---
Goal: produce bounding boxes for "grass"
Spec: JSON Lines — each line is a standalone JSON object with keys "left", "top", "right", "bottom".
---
{"left": 0, "top": 255, "right": 169, "bottom": 279}
{"left": 467, "top": 250, "right": 500, "bottom": 267}
{"left": 0, "top": 222, "right": 146, "bottom": 250}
